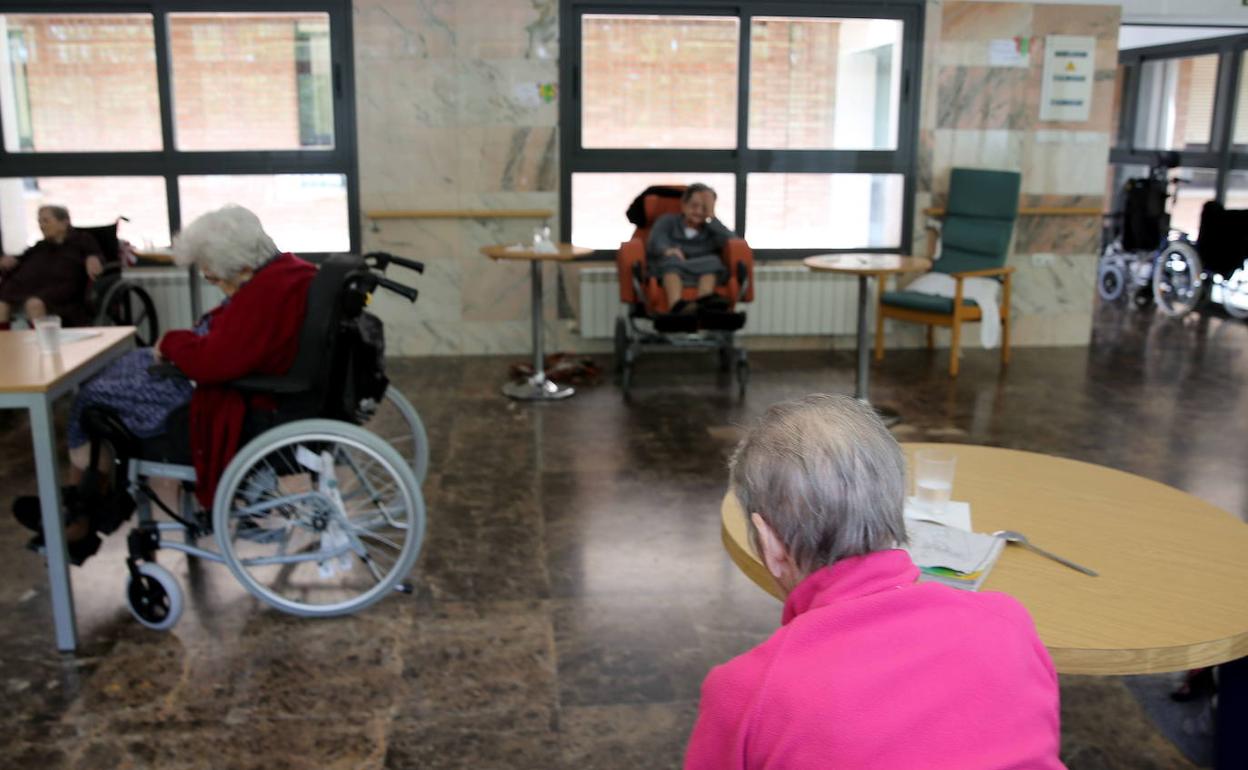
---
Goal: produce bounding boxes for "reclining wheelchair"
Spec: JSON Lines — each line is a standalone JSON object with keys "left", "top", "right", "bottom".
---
{"left": 613, "top": 186, "right": 755, "bottom": 398}
{"left": 1097, "top": 154, "right": 1177, "bottom": 309}
{"left": 1151, "top": 200, "right": 1248, "bottom": 320}
{"left": 81, "top": 252, "right": 430, "bottom": 630}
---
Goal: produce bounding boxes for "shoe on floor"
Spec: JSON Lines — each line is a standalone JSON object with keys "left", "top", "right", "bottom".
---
{"left": 11, "top": 487, "right": 80, "bottom": 533}
{"left": 25, "top": 530, "right": 103, "bottom": 567}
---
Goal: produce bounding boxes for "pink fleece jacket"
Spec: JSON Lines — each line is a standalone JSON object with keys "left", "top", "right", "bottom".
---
{"left": 686, "top": 550, "right": 1063, "bottom": 770}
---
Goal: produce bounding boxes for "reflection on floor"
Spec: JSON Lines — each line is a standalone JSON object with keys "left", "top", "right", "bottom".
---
{"left": 1, "top": 302, "right": 1243, "bottom": 769}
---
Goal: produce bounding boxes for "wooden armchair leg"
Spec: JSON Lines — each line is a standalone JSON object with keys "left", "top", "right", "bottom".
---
{"left": 1000, "top": 274, "right": 1011, "bottom": 367}
{"left": 949, "top": 316, "right": 962, "bottom": 378}
{"left": 926, "top": 326, "right": 934, "bottom": 350}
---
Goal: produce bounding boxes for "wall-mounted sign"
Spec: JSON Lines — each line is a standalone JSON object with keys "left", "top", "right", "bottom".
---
{"left": 1039, "top": 35, "right": 1095, "bottom": 122}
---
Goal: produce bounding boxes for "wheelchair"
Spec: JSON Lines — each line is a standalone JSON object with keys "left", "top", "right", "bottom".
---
{"left": 613, "top": 186, "right": 755, "bottom": 399}
{"left": 79, "top": 217, "right": 161, "bottom": 346}
{"left": 1152, "top": 201, "right": 1248, "bottom": 320}
{"left": 81, "top": 252, "right": 431, "bottom": 630}
{"left": 1097, "top": 153, "right": 1178, "bottom": 309}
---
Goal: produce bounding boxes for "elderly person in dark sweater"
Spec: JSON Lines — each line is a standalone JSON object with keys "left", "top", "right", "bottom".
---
{"left": 646, "top": 183, "right": 736, "bottom": 312}
{"left": 0, "top": 205, "right": 104, "bottom": 328}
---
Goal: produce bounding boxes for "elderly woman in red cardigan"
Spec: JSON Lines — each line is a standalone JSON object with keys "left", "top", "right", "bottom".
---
{"left": 686, "top": 394, "right": 1063, "bottom": 770}
{"left": 12, "top": 204, "right": 315, "bottom": 564}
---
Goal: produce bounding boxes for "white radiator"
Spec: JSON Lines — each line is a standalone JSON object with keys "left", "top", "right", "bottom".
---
{"left": 123, "top": 268, "right": 226, "bottom": 331}
{"left": 577, "top": 266, "right": 862, "bottom": 338}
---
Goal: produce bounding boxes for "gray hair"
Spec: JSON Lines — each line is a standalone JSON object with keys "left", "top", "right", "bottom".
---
{"left": 172, "top": 204, "right": 278, "bottom": 278}
{"left": 729, "top": 394, "right": 907, "bottom": 575}
{"left": 682, "top": 183, "right": 717, "bottom": 202}
{"left": 38, "top": 205, "right": 71, "bottom": 223}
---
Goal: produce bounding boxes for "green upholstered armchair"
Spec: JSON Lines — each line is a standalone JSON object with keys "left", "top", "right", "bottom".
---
{"left": 874, "top": 167, "right": 1021, "bottom": 377}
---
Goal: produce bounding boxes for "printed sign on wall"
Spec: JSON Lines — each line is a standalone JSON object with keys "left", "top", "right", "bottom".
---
{"left": 1039, "top": 35, "right": 1095, "bottom": 122}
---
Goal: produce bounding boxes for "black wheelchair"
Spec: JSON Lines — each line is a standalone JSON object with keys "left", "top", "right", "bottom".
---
{"left": 79, "top": 218, "right": 160, "bottom": 346}
{"left": 1152, "top": 201, "right": 1248, "bottom": 320}
{"left": 81, "top": 252, "right": 431, "bottom": 629}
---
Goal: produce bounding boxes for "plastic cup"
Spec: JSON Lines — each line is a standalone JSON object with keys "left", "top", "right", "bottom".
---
{"left": 34, "top": 315, "right": 62, "bottom": 355}
{"left": 914, "top": 448, "right": 956, "bottom": 513}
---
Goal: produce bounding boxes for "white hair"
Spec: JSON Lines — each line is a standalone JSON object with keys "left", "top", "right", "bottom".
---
{"left": 729, "top": 394, "right": 908, "bottom": 575}
{"left": 172, "top": 204, "right": 278, "bottom": 278}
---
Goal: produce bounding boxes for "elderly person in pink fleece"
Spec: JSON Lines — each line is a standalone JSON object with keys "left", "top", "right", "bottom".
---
{"left": 686, "top": 394, "right": 1064, "bottom": 770}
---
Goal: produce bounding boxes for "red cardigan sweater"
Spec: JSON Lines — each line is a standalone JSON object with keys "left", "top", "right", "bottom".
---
{"left": 159, "top": 253, "right": 317, "bottom": 507}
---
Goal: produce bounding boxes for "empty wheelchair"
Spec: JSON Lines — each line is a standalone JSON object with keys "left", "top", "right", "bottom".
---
{"left": 1152, "top": 201, "right": 1248, "bottom": 320}
{"left": 83, "top": 252, "right": 430, "bottom": 629}
{"left": 614, "top": 186, "right": 755, "bottom": 398}
{"left": 1097, "top": 153, "right": 1178, "bottom": 309}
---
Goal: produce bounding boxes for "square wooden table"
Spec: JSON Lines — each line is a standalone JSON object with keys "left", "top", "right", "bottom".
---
{"left": 0, "top": 327, "right": 136, "bottom": 651}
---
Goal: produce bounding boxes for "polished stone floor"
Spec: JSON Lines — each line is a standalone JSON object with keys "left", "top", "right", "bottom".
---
{"left": 1, "top": 302, "right": 1245, "bottom": 769}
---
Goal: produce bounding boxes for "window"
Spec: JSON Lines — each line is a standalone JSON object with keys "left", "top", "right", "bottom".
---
{"left": 0, "top": 2, "right": 356, "bottom": 259}
{"left": 1111, "top": 33, "right": 1248, "bottom": 228}
{"left": 562, "top": 1, "right": 922, "bottom": 258}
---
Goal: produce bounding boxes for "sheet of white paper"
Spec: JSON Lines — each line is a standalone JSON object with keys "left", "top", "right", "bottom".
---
{"left": 904, "top": 498, "right": 972, "bottom": 532}
{"left": 988, "top": 38, "right": 1030, "bottom": 68}
{"left": 903, "top": 520, "right": 1000, "bottom": 574}
{"left": 23, "top": 329, "right": 101, "bottom": 344}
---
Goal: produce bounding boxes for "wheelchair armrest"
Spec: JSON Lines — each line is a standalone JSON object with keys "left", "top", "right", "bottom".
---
{"left": 723, "top": 238, "right": 754, "bottom": 303}
{"left": 228, "top": 375, "right": 310, "bottom": 395}
{"left": 147, "top": 361, "right": 190, "bottom": 381}
{"left": 617, "top": 238, "right": 648, "bottom": 305}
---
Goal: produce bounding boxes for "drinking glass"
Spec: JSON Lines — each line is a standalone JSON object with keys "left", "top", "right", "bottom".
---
{"left": 914, "top": 448, "right": 956, "bottom": 513}
{"left": 34, "top": 315, "right": 62, "bottom": 355}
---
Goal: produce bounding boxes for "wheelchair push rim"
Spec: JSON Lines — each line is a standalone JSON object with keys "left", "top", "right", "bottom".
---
{"left": 360, "top": 386, "right": 430, "bottom": 486}
{"left": 1152, "top": 241, "right": 1205, "bottom": 318}
{"left": 213, "top": 419, "right": 425, "bottom": 617}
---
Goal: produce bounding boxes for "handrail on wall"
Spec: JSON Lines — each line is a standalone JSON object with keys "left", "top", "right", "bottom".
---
{"left": 923, "top": 206, "right": 1104, "bottom": 217}
{"left": 365, "top": 209, "right": 554, "bottom": 220}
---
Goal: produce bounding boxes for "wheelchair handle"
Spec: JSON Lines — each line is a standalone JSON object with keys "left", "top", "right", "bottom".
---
{"left": 375, "top": 275, "right": 419, "bottom": 303}
{"left": 364, "top": 251, "right": 425, "bottom": 274}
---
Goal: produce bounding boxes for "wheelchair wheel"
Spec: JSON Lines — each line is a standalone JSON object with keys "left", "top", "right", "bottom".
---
{"left": 360, "top": 386, "right": 429, "bottom": 485}
{"left": 125, "top": 561, "right": 184, "bottom": 631}
{"left": 1221, "top": 267, "right": 1248, "bottom": 320}
{"left": 1153, "top": 241, "right": 1205, "bottom": 318}
{"left": 97, "top": 280, "right": 159, "bottom": 347}
{"left": 1097, "top": 260, "right": 1126, "bottom": 302}
{"left": 213, "top": 419, "right": 425, "bottom": 618}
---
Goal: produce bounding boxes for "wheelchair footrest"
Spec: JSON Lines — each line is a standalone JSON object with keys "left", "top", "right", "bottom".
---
{"left": 654, "top": 313, "right": 699, "bottom": 333}
{"left": 697, "top": 309, "right": 746, "bottom": 331}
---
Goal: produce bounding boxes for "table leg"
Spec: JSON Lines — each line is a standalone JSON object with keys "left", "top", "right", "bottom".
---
{"left": 29, "top": 396, "right": 78, "bottom": 652}
{"left": 853, "top": 275, "right": 900, "bottom": 426}
{"left": 502, "top": 260, "right": 574, "bottom": 401}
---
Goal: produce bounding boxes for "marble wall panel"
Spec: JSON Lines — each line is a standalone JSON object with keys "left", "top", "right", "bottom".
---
{"left": 357, "top": 60, "right": 459, "bottom": 130}
{"left": 1013, "top": 214, "right": 1101, "bottom": 256}
{"left": 459, "top": 127, "right": 558, "bottom": 194}
{"left": 354, "top": 0, "right": 455, "bottom": 60}
{"left": 1021, "top": 131, "right": 1113, "bottom": 196}
{"left": 941, "top": 2, "right": 1033, "bottom": 41}
{"left": 457, "top": 60, "right": 560, "bottom": 129}
{"left": 930, "top": 129, "right": 1026, "bottom": 194}
{"left": 937, "top": 67, "right": 1032, "bottom": 130}
{"left": 455, "top": 0, "right": 557, "bottom": 61}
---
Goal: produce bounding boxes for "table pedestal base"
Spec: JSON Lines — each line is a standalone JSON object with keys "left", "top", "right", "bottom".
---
{"left": 503, "top": 373, "right": 574, "bottom": 401}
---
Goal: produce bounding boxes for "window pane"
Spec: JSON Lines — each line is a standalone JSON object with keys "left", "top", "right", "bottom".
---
{"left": 169, "top": 13, "right": 334, "bottom": 151}
{"left": 0, "top": 14, "right": 161, "bottom": 152}
{"left": 1226, "top": 170, "right": 1248, "bottom": 210}
{"left": 571, "top": 172, "right": 736, "bottom": 249}
{"left": 581, "top": 15, "right": 738, "bottom": 149}
{"left": 746, "top": 173, "right": 903, "bottom": 249}
{"left": 178, "top": 174, "right": 348, "bottom": 254}
{"left": 749, "top": 17, "right": 902, "bottom": 150}
{"left": 1235, "top": 56, "right": 1248, "bottom": 147}
{"left": 0, "top": 177, "right": 169, "bottom": 253}
{"left": 1133, "top": 54, "right": 1218, "bottom": 150}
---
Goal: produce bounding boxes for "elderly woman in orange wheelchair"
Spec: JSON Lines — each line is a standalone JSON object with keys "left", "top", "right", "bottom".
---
{"left": 646, "top": 183, "right": 736, "bottom": 314}
{"left": 0, "top": 205, "right": 104, "bottom": 329}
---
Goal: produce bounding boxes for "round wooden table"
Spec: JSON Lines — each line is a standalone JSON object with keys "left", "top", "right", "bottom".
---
{"left": 721, "top": 443, "right": 1248, "bottom": 676}
{"left": 803, "top": 254, "right": 930, "bottom": 424}
{"left": 481, "top": 243, "right": 592, "bottom": 400}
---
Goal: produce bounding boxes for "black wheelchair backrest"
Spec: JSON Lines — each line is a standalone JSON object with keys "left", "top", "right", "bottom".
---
{"left": 1196, "top": 202, "right": 1248, "bottom": 278}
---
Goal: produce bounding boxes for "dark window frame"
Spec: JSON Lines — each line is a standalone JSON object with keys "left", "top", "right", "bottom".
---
{"left": 0, "top": 0, "right": 360, "bottom": 259}
{"left": 559, "top": 0, "right": 925, "bottom": 260}
{"left": 1111, "top": 30, "right": 1248, "bottom": 204}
